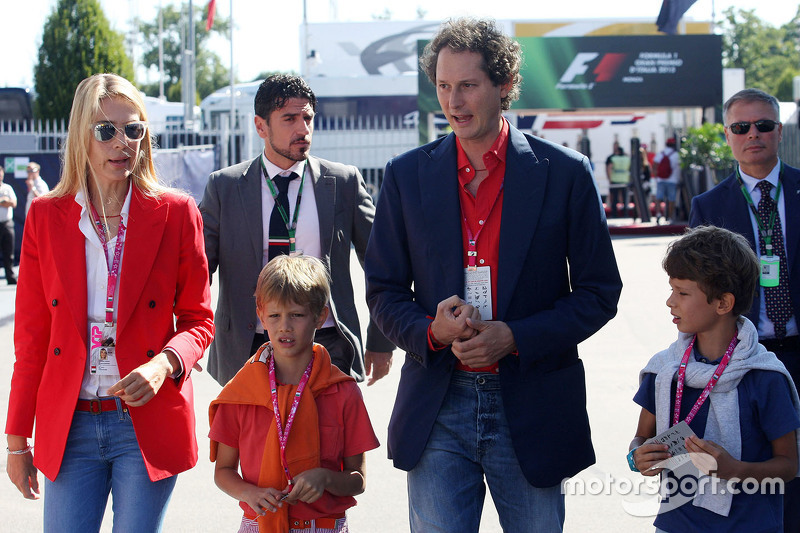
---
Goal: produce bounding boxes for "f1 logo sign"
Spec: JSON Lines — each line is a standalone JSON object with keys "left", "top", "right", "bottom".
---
{"left": 560, "top": 53, "right": 599, "bottom": 83}
{"left": 559, "top": 52, "right": 627, "bottom": 84}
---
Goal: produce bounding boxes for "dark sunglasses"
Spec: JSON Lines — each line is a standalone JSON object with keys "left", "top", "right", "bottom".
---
{"left": 91, "top": 121, "right": 147, "bottom": 142}
{"left": 726, "top": 120, "right": 779, "bottom": 135}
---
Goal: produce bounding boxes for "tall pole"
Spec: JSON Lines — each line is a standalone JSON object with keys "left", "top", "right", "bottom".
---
{"left": 158, "top": 0, "right": 164, "bottom": 100}
{"left": 184, "top": 0, "right": 196, "bottom": 128}
{"left": 181, "top": 5, "right": 187, "bottom": 118}
{"left": 303, "top": 0, "right": 308, "bottom": 77}
{"left": 229, "top": 0, "right": 236, "bottom": 165}
{"left": 711, "top": 0, "right": 716, "bottom": 32}
{"left": 230, "top": 0, "right": 235, "bottom": 130}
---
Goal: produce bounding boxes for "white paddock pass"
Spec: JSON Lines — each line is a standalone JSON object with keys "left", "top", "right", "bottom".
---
{"left": 464, "top": 266, "right": 492, "bottom": 320}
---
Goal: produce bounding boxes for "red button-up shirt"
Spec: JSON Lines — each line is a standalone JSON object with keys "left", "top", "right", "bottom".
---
{"left": 454, "top": 119, "right": 509, "bottom": 372}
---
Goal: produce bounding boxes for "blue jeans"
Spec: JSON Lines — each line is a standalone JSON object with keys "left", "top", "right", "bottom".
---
{"left": 43, "top": 399, "right": 177, "bottom": 532}
{"left": 407, "top": 371, "right": 565, "bottom": 533}
{"left": 655, "top": 181, "right": 677, "bottom": 202}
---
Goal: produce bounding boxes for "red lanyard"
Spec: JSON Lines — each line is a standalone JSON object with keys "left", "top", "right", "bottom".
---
{"left": 267, "top": 347, "right": 315, "bottom": 486}
{"left": 672, "top": 331, "right": 738, "bottom": 426}
{"left": 89, "top": 203, "right": 126, "bottom": 326}
{"left": 460, "top": 183, "right": 503, "bottom": 271}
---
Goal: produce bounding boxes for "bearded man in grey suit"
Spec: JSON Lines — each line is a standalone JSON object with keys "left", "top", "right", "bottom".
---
{"left": 201, "top": 74, "right": 394, "bottom": 386}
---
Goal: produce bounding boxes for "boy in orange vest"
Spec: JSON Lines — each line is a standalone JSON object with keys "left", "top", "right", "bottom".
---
{"left": 210, "top": 255, "right": 379, "bottom": 532}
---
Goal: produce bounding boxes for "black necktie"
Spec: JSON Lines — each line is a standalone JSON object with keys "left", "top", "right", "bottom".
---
{"left": 268, "top": 172, "right": 297, "bottom": 261}
{"left": 757, "top": 180, "right": 793, "bottom": 338}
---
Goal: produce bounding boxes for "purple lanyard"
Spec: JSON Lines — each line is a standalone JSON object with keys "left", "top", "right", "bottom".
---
{"left": 672, "top": 331, "right": 738, "bottom": 426}
{"left": 89, "top": 203, "right": 126, "bottom": 326}
{"left": 268, "top": 347, "right": 315, "bottom": 486}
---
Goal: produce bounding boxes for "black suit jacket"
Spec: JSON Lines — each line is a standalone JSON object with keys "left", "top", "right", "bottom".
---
{"left": 690, "top": 163, "right": 800, "bottom": 328}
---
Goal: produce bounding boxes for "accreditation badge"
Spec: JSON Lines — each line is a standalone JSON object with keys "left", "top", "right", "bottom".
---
{"left": 760, "top": 255, "right": 780, "bottom": 287}
{"left": 464, "top": 266, "right": 492, "bottom": 320}
{"left": 90, "top": 322, "right": 119, "bottom": 376}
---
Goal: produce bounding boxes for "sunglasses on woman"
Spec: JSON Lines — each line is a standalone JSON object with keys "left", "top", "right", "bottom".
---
{"left": 726, "top": 120, "right": 779, "bottom": 135}
{"left": 91, "top": 121, "right": 147, "bottom": 142}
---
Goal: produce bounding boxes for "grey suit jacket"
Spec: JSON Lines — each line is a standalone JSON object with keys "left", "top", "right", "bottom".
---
{"left": 200, "top": 155, "right": 394, "bottom": 384}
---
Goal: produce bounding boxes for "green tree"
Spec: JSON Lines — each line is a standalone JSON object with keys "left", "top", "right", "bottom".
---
{"left": 719, "top": 7, "right": 800, "bottom": 101}
{"left": 680, "top": 123, "right": 734, "bottom": 184}
{"left": 782, "top": 5, "right": 800, "bottom": 100}
{"left": 137, "top": 3, "right": 230, "bottom": 103}
{"left": 34, "top": 0, "right": 133, "bottom": 120}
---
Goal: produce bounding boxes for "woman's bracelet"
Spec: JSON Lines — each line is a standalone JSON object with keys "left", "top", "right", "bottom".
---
{"left": 6, "top": 445, "right": 33, "bottom": 455}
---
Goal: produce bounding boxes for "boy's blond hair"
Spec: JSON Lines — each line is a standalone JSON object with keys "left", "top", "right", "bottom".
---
{"left": 255, "top": 255, "right": 330, "bottom": 318}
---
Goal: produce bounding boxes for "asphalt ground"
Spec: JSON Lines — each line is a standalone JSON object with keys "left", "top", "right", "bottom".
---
{"left": 0, "top": 234, "right": 681, "bottom": 532}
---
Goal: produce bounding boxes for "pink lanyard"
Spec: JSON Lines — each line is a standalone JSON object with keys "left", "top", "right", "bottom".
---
{"left": 672, "top": 331, "right": 738, "bottom": 426}
{"left": 268, "top": 348, "right": 315, "bottom": 486}
{"left": 89, "top": 204, "right": 126, "bottom": 326}
{"left": 460, "top": 183, "right": 503, "bottom": 271}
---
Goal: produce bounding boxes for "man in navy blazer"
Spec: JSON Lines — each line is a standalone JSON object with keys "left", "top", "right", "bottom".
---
{"left": 690, "top": 88, "right": 800, "bottom": 532}
{"left": 365, "top": 18, "right": 622, "bottom": 532}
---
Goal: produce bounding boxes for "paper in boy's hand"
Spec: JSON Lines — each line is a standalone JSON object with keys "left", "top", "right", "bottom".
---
{"left": 644, "top": 421, "right": 697, "bottom": 471}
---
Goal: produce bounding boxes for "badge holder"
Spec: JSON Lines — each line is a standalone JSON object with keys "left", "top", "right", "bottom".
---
{"left": 760, "top": 256, "right": 780, "bottom": 287}
{"left": 90, "top": 322, "right": 119, "bottom": 376}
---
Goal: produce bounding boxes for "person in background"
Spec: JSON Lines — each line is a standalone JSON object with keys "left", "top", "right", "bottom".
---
{"left": 0, "top": 167, "right": 17, "bottom": 285}
{"left": 607, "top": 145, "right": 631, "bottom": 218}
{"left": 24, "top": 162, "right": 49, "bottom": 217}
{"left": 653, "top": 137, "right": 681, "bottom": 223}
{"left": 200, "top": 74, "right": 394, "bottom": 388}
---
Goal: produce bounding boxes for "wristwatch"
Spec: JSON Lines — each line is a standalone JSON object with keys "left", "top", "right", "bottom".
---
{"left": 627, "top": 447, "right": 640, "bottom": 472}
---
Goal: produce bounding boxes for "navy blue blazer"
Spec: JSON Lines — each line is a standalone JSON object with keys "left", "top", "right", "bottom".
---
{"left": 689, "top": 163, "right": 800, "bottom": 327}
{"left": 365, "top": 125, "right": 622, "bottom": 487}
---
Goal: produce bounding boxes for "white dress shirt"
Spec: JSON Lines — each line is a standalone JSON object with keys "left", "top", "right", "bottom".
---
{"left": 75, "top": 187, "right": 132, "bottom": 399}
{"left": 259, "top": 153, "right": 335, "bottom": 330}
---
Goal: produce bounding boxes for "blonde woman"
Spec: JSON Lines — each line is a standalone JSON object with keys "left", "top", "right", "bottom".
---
{"left": 5, "top": 73, "right": 214, "bottom": 531}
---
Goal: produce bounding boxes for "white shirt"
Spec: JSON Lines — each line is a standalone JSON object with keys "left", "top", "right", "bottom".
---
{"left": 0, "top": 183, "right": 16, "bottom": 223}
{"left": 259, "top": 153, "right": 334, "bottom": 330}
{"left": 26, "top": 177, "right": 49, "bottom": 216}
{"left": 739, "top": 160, "right": 798, "bottom": 338}
{"left": 75, "top": 187, "right": 131, "bottom": 399}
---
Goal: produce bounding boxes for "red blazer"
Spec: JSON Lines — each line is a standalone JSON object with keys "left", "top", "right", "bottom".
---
{"left": 6, "top": 187, "right": 214, "bottom": 481}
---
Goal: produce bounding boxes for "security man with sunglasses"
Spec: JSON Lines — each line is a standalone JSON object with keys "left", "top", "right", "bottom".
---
{"left": 690, "top": 88, "right": 800, "bottom": 532}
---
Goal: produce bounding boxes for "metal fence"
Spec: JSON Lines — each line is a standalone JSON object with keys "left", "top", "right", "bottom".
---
{"left": 780, "top": 125, "right": 800, "bottom": 169}
{"left": 0, "top": 114, "right": 418, "bottom": 201}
